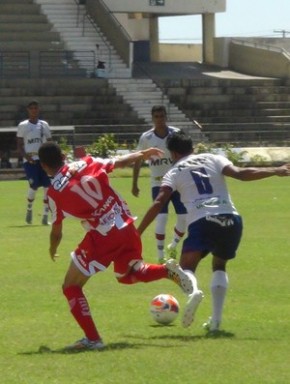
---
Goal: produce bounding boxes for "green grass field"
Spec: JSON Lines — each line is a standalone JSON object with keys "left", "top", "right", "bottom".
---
{"left": 1, "top": 173, "right": 290, "bottom": 384}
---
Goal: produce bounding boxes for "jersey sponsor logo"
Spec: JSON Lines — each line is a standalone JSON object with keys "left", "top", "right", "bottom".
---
{"left": 206, "top": 215, "right": 234, "bottom": 227}
{"left": 91, "top": 196, "right": 114, "bottom": 217}
{"left": 27, "top": 137, "right": 42, "bottom": 144}
{"left": 52, "top": 160, "right": 87, "bottom": 191}
{"left": 99, "top": 202, "right": 122, "bottom": 226}
{"left": 149, "top": 157, "right": 173, "bottom": 166}
{"left": 196, "top": 197, "right": 229, "bottom": 209}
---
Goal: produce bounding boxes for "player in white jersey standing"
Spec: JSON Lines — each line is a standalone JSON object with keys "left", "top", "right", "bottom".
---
{"left": 138, "top": 131, "right": 290, "bottom": 333}
{"left": 132, "top": 105, "right": 187, "bottom": 263}
{"left": 17, "top": 100, "right": 52, "bottom": 225}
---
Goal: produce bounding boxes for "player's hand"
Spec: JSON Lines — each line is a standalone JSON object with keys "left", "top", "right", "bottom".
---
{"left": 132, "top": 186, "right": 140, "bottom": 197}
{"left": 143, "top": 148, "right": 164, "bottom": 160}
{"left": 276, "top": 163, "right": 290, "bottom": 176}
{"left": 49, "top": 248, "right": 59, "bottom": 262}
{"left": 26, "top": 154, "right": 35, "bottom": 164}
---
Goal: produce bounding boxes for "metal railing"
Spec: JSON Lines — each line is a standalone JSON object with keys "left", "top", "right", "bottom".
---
{"left": 86, "top": 0, "right": 133, "bottom": 70}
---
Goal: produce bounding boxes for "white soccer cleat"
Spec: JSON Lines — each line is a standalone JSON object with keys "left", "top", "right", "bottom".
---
{"left": 182, "top": 290, "right": 204, "bottom": 328}
{"left": 202, "top": 317, "right": 220, "bottom": 332}
{"left": 166, "top": 259, "right": 193, "bottom": 294}
{"left": 64, "top": 337, "right": 105, "bottom": 352}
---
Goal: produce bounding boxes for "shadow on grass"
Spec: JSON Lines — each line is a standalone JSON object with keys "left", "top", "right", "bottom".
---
{"left": 126, "top": 330, "right": 235, "bottom": 341}
{"left": 18, "top": 331, "right": 235, "bottom": 356}
{"left": 8, "top": 225, "right": 45, "bottom": 228}
{"left": 18, "top": 341, "right": 162, "bottom": 355}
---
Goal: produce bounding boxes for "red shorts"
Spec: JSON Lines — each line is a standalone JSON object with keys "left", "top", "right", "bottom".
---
{"left": 71, "top": 223, "right": 143, "bottom": 277}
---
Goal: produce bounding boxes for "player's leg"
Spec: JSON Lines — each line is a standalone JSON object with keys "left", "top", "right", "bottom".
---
{"left": 114, "top": 224, "right": 193, "bottom": 294}
{"left": 203, "top": 256, "right": 228, "bottom": 332}
{"left": 155, "top": 213, "right": 168, "bottom": 263}
{"left": 167, "top": 191, "right": 187, "bottom": 258}
{"left": 178, "top": 220, "right": 210, "bottom": 327}
{"left": 203, "top": 214, "right": 243, "bottom": 332}
{"left": 23, "top": 162, "right": 37, "bottom": 224}
{"left": 41, "top": 187, "right": 50, "bottom": 225}
{"left": 62, "top": 262, "right": 105, "bottom": 351}
{"left": 179, "top": 250, "right": 204, "bottom": 328}
{"left": 152, "top": 186, "right": 169, "bottom": 263}
{"left": 38, "top": 162, "right": 51, "bottom": 225}
{"left": 62, "top": 233, "right": 109, "bottom": 351}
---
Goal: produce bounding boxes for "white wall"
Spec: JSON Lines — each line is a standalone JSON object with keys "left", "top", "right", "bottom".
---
{"left": 103, "top": 0, "right": 225, "bottom": 15}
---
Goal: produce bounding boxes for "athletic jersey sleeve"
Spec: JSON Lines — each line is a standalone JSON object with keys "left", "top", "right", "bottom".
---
{"left": 16, "top": 121, "right": 26, "bottom": 138}
{"left": 41, "top": 121, "right": 52, "bottom": 140}
{"left": 136, "top": 132, "right": 149, "bottom": 151}
{"left": 90, "top": 156, "right": 115, "bottom": 173}
{"left": 213, "top": 154, "right": 233, "bottom": 172}
{"left": 161, "top": 168, "right": 176, "bottom": 191}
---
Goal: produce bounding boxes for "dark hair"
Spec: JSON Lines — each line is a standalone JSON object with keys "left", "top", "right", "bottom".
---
{"left": 166, "top": 131, "right": 193, "bottom": 155}
{"left": 38, "top": 142, "right": 63, "bottom": 169}
{"left": 151, "top": 105, "right": 167, "bottom": 116}
{"left": 27, "top": 100, "right": 39, "bottom": 108}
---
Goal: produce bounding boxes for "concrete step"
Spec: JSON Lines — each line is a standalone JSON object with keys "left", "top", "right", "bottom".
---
{"left": 0, "top": 23, "right": 52, "bottom": 32}
{"left": 0, "top": 4, "right": 41, "bottom": 14}
{"left": 1, "top": 0, "right": 34, "bottom": 3}
{"left": 0, "top": 41, "right": 65, "bottom": 51}
{"left": 0, "top": 14, "right": 48, "bottom": 23}
{"left": 0, "top": 32, "right": 60, "bottom": 41}
{"left": 200, "top": 116, "right": 290, "bottom": 124}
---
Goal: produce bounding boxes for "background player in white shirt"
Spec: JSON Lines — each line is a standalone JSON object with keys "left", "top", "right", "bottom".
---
{"left": 132, "top": 105, "right": 187, "bottom": 263}
{"left": 38, "top": 142, "right": 193, "bottom": 351}
{"left": 138, "top": 131, "right": 290, "bottom": 333}
{"left": 17, "top": 100, "right": 51, "bottom": 225}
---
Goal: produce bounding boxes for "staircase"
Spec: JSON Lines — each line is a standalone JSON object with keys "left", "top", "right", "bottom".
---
{"left": 34, "top": 0, "right": 131, "bottom": 78}
{"left": 0, "top": 0, "right": 89, "bottom": 78}
{"left": 33, "top": 0, "right": 198, "bottom": 135}
{"left": 108, "top": 78, "right": 196, "bottom": 129}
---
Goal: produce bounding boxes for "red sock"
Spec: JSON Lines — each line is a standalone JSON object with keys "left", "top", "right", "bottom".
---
{"left": 63, "top": 285, "right": 101, "bottom": 341}
{"left": 119, "top": 263, "right": 168, "bottom": 284}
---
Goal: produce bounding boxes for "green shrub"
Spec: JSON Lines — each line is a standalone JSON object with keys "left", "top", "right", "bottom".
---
{"left": 86, "top": 134, "right": 118, "bottom": 158}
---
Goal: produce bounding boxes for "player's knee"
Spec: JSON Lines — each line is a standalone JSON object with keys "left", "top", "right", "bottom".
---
{"left": 116, "top": 261, "right": 145, "bottom": 284}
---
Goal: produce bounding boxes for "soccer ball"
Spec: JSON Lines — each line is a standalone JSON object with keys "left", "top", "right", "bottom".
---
{"left": 150, "top": 294, "right": 179, "bottom": 325}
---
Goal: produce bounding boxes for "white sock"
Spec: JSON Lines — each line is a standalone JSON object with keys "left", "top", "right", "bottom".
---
{"left": 169, "top": 214, "right": 186, "bottom": 248}
{"left": 211, "top": 270, "right": 228, "bottom": 324}
{"left": 157, "top": 245, "right": 164, "bottom": 259}
{"left": 27, "top": 188, "right": 36, "bottom": 210}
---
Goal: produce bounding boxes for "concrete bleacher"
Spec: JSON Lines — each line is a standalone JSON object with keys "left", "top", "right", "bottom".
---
{"left": 143, "top": 63, "right": 290, "bottom": 147}
{"left": 2, "top": 1, "right": 290, "bottom": 180}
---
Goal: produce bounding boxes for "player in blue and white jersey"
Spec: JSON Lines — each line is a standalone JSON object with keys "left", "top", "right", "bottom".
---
{"left": 132, "top": 105, "right": 187, "bottom": 263}
{"left": 138, "top": 131, "right": 290, "bottom": 332}
{"left": 17, "top": 100, "right": 52, "bottom": 225}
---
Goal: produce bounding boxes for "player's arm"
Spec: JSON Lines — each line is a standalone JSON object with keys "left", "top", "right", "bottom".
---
{"left": 222, "top": 163, "right": 290, "bottom": 181}
{"left": 49, "top": 222, "right": 63, "bottom": 261}
{"left": 132, "top": 159, "right": 142, "bottom": 197}
{"left": 114, "top": 148, "right": 164, "bottom": 169}
{"left": 16, "top": 136, "right": 33, "bottom": 163}
{"left": 138, "top": 185, "right": 172, "bottom": 235}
